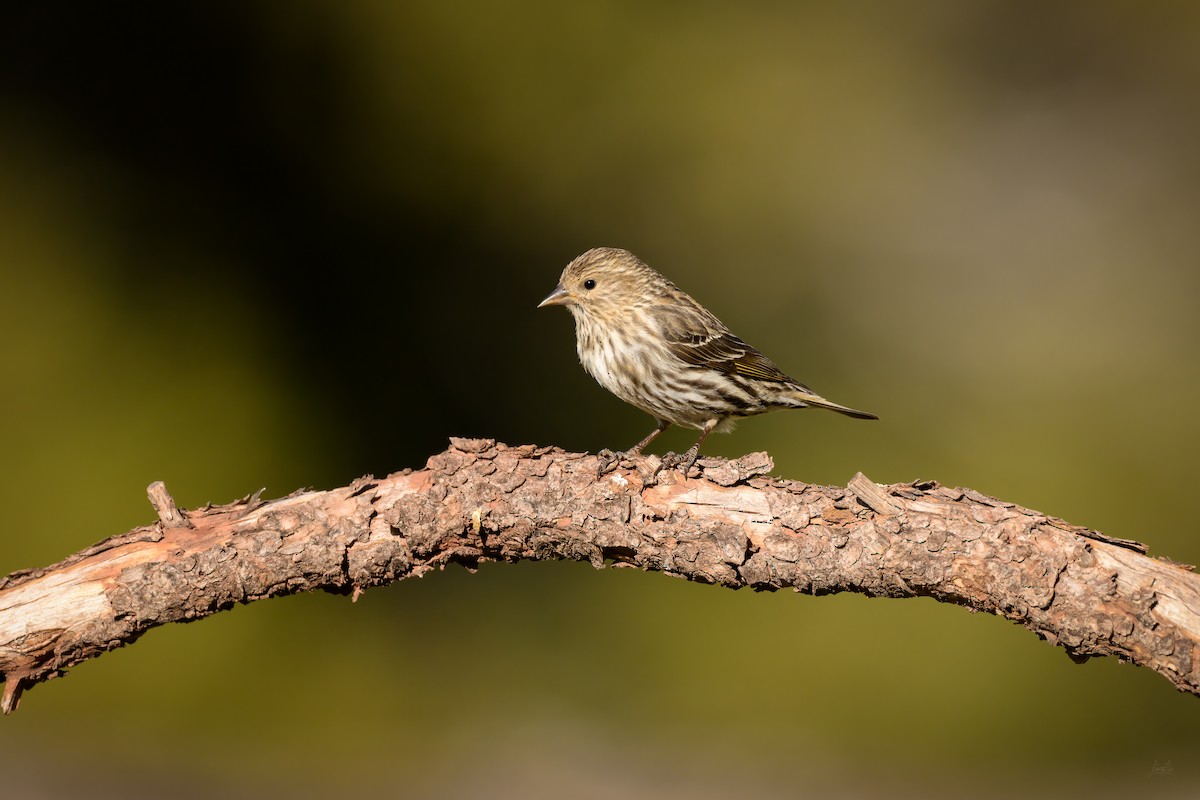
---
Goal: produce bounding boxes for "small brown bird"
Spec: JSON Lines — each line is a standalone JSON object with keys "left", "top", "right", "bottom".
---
{"left": 539, "top": 247, "right": 876, "bottom": 469}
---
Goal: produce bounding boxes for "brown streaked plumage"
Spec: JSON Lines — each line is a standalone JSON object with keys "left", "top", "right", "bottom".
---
{"left": 538, "top": 247, "right": 876, "bottom": 469}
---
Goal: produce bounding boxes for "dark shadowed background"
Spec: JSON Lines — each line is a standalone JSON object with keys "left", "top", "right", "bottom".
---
{"left": 2, "top": 3, "right": 1198, "bottom": 798}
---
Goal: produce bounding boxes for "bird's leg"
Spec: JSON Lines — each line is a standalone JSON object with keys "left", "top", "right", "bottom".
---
{"left": 669, "top": 418, "right": 719, "bottom": 475}
{"left": 628, "top": 419, "right": 671, "bottom": 456}
{"left": 597, "top": 419, "right": 671, "bottom": 475}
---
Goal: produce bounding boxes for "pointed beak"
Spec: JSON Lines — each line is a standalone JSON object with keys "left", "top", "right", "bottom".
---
{"left": 537, "top": 284, "right": 573, "bottom": 308}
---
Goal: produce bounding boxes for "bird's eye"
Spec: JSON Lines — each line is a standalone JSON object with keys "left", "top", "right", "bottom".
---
{"left": 583, "top": 278, "right": 596, "bottom": 290}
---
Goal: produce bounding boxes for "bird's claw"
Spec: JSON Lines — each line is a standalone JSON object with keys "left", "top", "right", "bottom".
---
{"left": 596, "top": 448, "right": 630, "bottom": 476}
{"left": 597, "top": 449, "right": 699, "bottom": 478}
{"left": 659, "top": 451, "right": 700, "bottom": 476}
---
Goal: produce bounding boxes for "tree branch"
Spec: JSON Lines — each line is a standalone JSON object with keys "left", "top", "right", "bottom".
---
{"left": 2, "top": 438, "right": 1197, "bottom": 712}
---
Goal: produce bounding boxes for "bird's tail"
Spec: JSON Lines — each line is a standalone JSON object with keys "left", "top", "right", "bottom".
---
{"left": 787, "top": 388, "right": 878, "bottom": 420}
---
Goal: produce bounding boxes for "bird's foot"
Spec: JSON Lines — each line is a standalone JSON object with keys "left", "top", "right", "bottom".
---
{"left": 659, "top": 450, "right": 700, "bottom": 476}
{"left": 597, "top": 449, "right": 700, "bottom": 479}
{"left": 596, "top": 448, "right": 634, "bottom": 476}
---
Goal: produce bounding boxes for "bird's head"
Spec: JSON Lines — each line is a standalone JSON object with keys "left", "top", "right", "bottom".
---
{"left": 538, "top": 247, "right": 663, "bottom": 321}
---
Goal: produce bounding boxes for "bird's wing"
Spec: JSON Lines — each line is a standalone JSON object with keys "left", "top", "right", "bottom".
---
{"left": 651, "top": 304, "right": 796, "bottom": 384}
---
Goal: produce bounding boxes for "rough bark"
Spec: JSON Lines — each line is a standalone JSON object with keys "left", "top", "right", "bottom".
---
{"left": 1, "top": 438, "right": 1197, "bottom": 713}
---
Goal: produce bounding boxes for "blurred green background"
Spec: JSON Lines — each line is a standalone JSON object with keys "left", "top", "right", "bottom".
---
{"left": 2, "top": 2, "right": 1198, "bottom": 797}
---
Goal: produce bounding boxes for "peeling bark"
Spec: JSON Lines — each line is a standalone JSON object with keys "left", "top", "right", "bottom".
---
{"left": 1, "top": 438, "right": 1197, "bottom": 713}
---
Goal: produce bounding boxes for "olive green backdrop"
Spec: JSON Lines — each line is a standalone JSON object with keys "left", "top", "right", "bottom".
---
{"left": 1, "top": 3, "right": 1197, "bottom": 797}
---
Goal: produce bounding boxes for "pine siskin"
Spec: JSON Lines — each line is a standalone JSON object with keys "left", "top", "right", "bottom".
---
{"left": 538, "top": 247, "right": 877, "bottom": 470}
